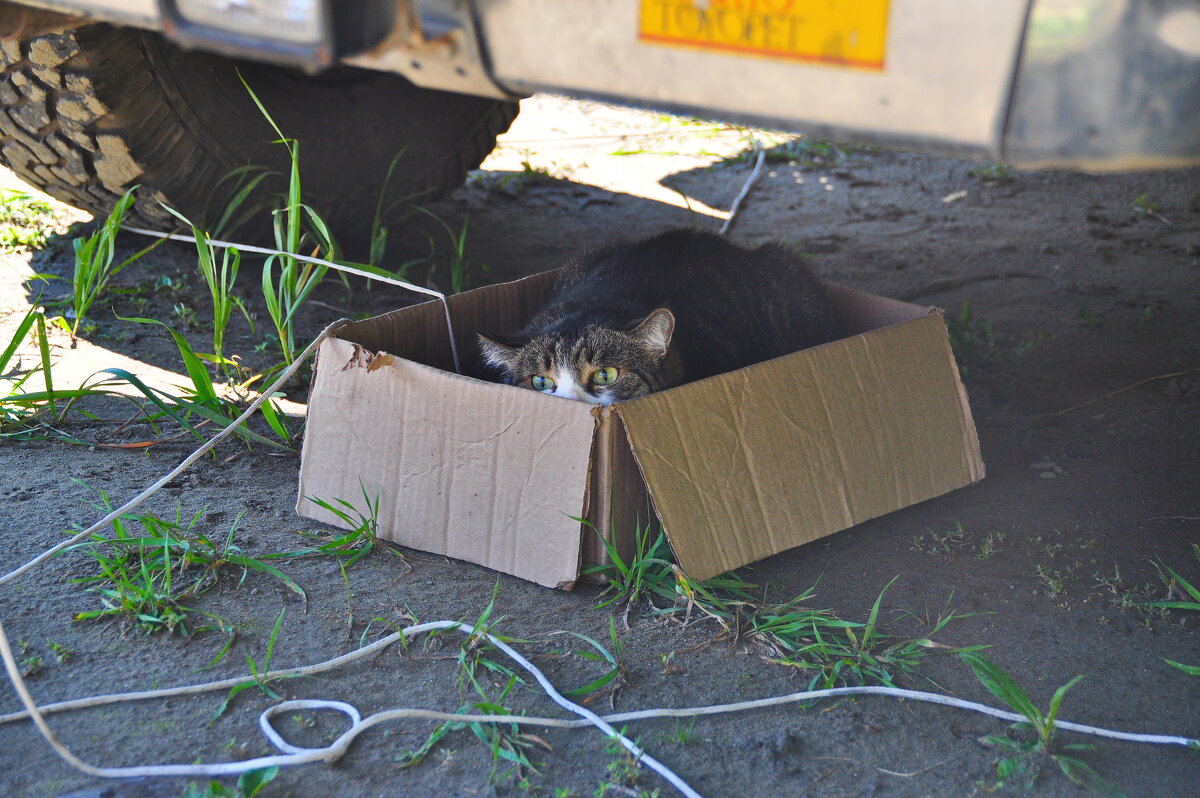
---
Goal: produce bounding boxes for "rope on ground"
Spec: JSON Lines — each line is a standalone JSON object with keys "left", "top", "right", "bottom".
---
{"left": 718, "top": 142, "right": 766, "bottom": 236}
{"left": 2, "top": 612, "right": 1197, "bottom": 791}
{"left": 0, "top": 618, "right": 701, "bottom": 797}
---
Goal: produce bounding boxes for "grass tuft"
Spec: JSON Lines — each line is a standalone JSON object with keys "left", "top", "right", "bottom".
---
{"left": 1145, "top": 544, "right": 1200, "bottom": 676}
{"left": 962, "top": 652, "right": 1124, "bottom": 796}
{"left": 0, "top": 188, "right": 68, "bottom": 251}
{"left": 585, "top": 522, "right": 979, "bottom": 689}
{"left": 69, "top": 187, "right": 143, "bottom": 340}
{"left": 210, "top": 609, "right": 302, "bottom": 723}
{"left": 66, "top": 481, "right": 304, "bottom": 639}
{"left": 275, "top": 486, "right": 406, "bottom": 569}
{"left": 400, "top": 588, "right": 543, "bottom": 783}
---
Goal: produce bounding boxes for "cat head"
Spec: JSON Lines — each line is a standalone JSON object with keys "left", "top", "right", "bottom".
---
{"left": 477, "top": 309, "right": 677, "bottom": 405}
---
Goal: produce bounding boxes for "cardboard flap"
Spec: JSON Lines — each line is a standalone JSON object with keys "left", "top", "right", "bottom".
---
{"left": 297, "top": 336, "right": 597, "bottom": 588}
{"left": 337, "top": 271, "right": 559, "bottom": 377}
{"left": 615, "top": 311, "right": 984, "bottom": 581}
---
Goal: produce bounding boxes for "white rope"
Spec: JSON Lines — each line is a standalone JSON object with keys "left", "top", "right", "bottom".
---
{"left": 7, "top": 633, "right": 1197, "bottom": 750}
{"left": 0, "top": 618, "right": 701, "bottom": 795}
{"left": 718, "top": 143, "right": 766, "bottom": 236}
{"left": 120, "top": 226, "right": 462, "bottom": 374}
{"left": 3, "top": 613, "right": 1196, "bottom": 789}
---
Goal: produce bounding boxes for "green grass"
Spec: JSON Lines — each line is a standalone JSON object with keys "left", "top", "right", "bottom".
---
{"left": 399, "top": 591, "right": 545, "bottom": 783}
{"left": 969, "top": 162, "right": 1016, "bottom": 183}
{"left": 661, "top": 718, "right": 698, "bottom": 745}
{"left": 69, "top": 186, "right": 146, "bottom": 339}
{"left": 160, "top": 206, "right": 253, "bottom": 381}
{"left": 16, "top": 638, "right": 42, "bottom": 678}
{"left": 240, "top": 73, "right": 333, "bottom": 366}
{"left": 49, "top": 641, "right": 73, "bottom": 663}
{"left": 595, "top": 731, "right": 658, "bottom": 797}
{"left": 555, "top": 616, "right": 624, "bottom": 701}
{"left": 0, "top": 188, "right": 66, "bottom": 251}
{"left": 66, "top": 482, "right": 303, "bottom": 640}
{"left": 115, "top": 313, "right": 293, "bottom": 448}
{"left": 0, "top": 280, "right": 291, "bottom": 446}
{"left": 755, "top": 137, "right": 873, "bottom": 167}
{"left": 1131, "top": 192, "right": 1158, "bottom": 216}
{"left": 585, "top": 522, "right": 979, "bottom": 689}
{"left": 210, "top": 609, "right": 302, "bottom": 723}
{"left": 962, "top": 652, "right": 1124, "bottom": 796}
{"left": 366, "top": 150, "right": 405, "bottom": 268}
{"left": 945, "top": 300, "right": 998, "bottom": 375}
{"left": 765, "top": 577, "right": 985, "bottom": 690}
{"left": 6, "top": 70, "right": 431, "bottom": 451}
{"left": 178, "top": 766, "right": 278, "bottom": 798}
{"left": 0, "top": 195, "right": 291, "bottom": 448}
{"left": 1145, "top": 544, "right": 1200, "bottom": 676}
{"left": 909, "top": 522, "right": 971, "bottom": 557}
{"left": 273, "top": 485, "right": 406, "bottom": 568}
{"left": 416, "top": 207, "right": 478, "bottom": 294}
{"left": 582, "top": 518, "right": 677, "bottom": 610}
{"left": 0, "top": 303, "right": 56, "bottom": 429}
{"left": 945, "top": 300, "right": 1043, "bottom": 379}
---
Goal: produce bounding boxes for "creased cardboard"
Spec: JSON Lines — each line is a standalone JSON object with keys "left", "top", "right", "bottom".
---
{"left": 612, "top": 294, "right": 984, "bottom": 581}
{"left": 298, "top": 272, "right": 984, "bottom": 589}
{"left": 300, "top": 339, "right": 595, "bottom": 587}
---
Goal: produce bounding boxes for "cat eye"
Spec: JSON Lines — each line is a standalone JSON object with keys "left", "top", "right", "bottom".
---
{"left": 590, "top": 367, "right": 619, "bottom": 386}
{"left": 531, "top": 375, "right": 555, "bottom": 391}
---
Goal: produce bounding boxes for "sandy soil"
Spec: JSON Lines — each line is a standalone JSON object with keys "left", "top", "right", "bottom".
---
{"left": 1, "top": 95, "right": 1198, "bottom": 798}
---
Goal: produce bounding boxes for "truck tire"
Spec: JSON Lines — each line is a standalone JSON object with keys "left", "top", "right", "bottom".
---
{"left": 0, "top": 24, "right": 518, "bottom": 249}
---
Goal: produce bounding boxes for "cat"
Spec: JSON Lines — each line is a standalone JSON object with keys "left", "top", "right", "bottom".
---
{"left": 477, "top": 228, "right": 839, "bottom": 404}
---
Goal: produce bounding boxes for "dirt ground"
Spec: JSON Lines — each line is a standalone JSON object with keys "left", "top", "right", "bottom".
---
{"left": 1, "top": 95, "right": 1198, "bottom": 798}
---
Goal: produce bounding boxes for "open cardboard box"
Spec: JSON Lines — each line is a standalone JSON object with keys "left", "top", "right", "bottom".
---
{"left": 297, "top": 271, "right": 984, "bottom": 589}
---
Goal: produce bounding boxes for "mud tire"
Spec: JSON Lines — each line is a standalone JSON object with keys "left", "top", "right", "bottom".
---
{"left": 0, "top": 25, "right": 517, "bottom": 248}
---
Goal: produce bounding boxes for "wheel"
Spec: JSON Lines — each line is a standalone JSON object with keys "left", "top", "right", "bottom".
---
{"left": 0, "top": 24, "right": 518, "bottom": 250}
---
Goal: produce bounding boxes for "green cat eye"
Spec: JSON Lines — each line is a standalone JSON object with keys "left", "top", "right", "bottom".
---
{"left": 590, "top": 367, "right": 619, "bottom": 386}
{"left": 531, "top": 375, "right": 555, "bottom": 391}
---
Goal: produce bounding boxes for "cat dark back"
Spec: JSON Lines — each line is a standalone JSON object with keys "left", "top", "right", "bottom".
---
{"left": 479, "top": 228, "right": 838, "bottom": 402}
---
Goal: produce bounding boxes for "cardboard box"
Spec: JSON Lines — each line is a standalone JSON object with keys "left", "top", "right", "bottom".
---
{"left": 297, "top": 271, "right": 984, "bottom": 589}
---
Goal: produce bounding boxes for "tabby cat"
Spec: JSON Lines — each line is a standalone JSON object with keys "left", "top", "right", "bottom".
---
{"left": 477, "top": 228, "right": 838, "bottom": 404}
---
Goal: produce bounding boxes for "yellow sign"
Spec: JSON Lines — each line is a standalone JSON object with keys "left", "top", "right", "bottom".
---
{"left": 639, "top": 0, "right": 890, "bottom": 70}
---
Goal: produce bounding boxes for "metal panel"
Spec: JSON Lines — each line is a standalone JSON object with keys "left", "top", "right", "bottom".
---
{"left": 476, "top": 0, "right": 1030, "bottom": 156}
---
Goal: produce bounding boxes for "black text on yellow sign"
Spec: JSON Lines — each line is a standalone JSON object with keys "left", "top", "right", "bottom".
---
{"left": 639, "top": 0, "right": 890, "bottom": 71}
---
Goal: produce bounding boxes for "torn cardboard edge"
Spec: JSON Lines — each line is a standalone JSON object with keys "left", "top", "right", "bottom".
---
{"left": 297, "top": 273, "right": 984, "bottom": 589}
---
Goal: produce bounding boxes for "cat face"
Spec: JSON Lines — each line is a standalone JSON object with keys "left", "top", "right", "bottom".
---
{"left": 478, "top": 309, "right": 676, "bottom": 405}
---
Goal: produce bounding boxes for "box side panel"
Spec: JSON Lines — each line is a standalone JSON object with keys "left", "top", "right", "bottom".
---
{"left": 580, "top": 410, "right": 655, "bottom": 584}
{"left": 617, "top": 312, "right": 984, "bottom": 581}
{"left": 297, "top": 336, "right": 597, "bottom": 589}
{"left": 335, "top": 271, "right": 559, "bottom": 377}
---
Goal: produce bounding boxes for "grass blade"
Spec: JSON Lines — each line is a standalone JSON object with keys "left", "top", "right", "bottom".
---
{"left": 1162, "top": 658, "right": 1200, "bottom": 676}
{"left": 226, "top": 555, "right": 306, "bottom": 601}
{"left": 959, "top": 652, "right": 1042, "bottom": 727}
{"left": 117, "top": 315, "right": 219, "bottom": 406}
{"left": 0, "top": 304, "right": 37, "bottom": 371}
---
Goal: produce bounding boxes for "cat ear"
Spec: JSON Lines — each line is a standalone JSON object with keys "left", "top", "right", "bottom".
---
{"left": 629, "top": 308, "right": 675, "bottom": 360}
{"left": 477, "top": 333, "right": 519, "bottom": 374}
